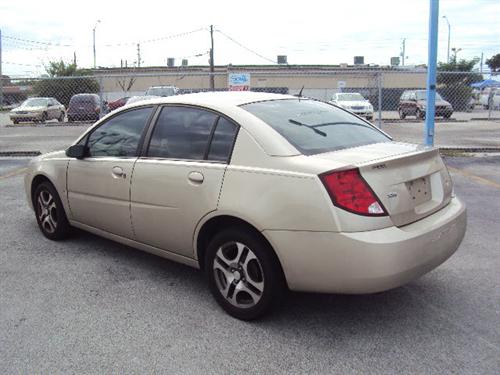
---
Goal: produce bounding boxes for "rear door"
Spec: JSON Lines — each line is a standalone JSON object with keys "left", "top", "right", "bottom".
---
{"left": 130, "top": 106, "right": 238, "bottom": 257}
{"left": 67, "top": 106, "right": 155, "bottom": 238}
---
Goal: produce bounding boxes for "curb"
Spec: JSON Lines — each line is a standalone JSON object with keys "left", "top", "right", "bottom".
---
{"left": 439, "top": 147, "right": 500, "bottom": 153}
{"left": 0, "top": 151, "right": 42, "bottom": 157}
{"left": 5, "top": 121, "right": 93, "bottom": 128}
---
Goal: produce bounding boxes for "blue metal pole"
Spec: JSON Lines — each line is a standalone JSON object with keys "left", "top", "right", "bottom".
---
{"left": 425, "top": 0, "right": 439, "bottom": 146}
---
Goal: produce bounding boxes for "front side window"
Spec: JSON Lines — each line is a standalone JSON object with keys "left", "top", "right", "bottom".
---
{"left": 242, "top": 99, "right": 390, "bottom": 155}
{"left": 87, "top": 106, "right": 153, "bottom": 157}
{"left": 148, "top": 106, "right": 218, "bottom": 160}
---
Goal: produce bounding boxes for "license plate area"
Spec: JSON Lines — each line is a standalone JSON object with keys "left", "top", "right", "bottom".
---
{"left": 406, "top": 176, "right": 431, "bottom": 205}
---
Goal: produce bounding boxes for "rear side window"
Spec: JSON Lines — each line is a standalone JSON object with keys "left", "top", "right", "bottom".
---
{"left": 148, "top": 106, "right": 218, "bottom": 160}
{"left": 207, "top": 117, "right": 238, "bottom": 162}
{"left": 87, "top": 107, "right": 153, "bottom": 157}
{"left": 242, "top": 99, "right": 390, "bottom": 155}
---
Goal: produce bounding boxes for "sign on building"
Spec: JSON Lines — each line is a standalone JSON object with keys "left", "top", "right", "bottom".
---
{"left": 228, "top": 73, "right": 251, "bottom": 91}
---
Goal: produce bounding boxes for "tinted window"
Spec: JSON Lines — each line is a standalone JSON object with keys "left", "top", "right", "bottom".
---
{"left": 71, "top": 95, "right": 97, "bottom": 105}
{"left": 87, "top": 107, "right": 153, "bottom": 157}
{"left": 242, "top": 99, "right": 390, "bottom": 155}
{"left": 148, "top": 106, "right": 217, "bottom": 160}
{"left": 207, "top": 117, "right": 238, "bottom": 162}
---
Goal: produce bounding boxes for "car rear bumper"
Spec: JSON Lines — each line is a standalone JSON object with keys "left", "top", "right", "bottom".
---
{"left": 264, "top": 196, "right": 466, "bottom": 294}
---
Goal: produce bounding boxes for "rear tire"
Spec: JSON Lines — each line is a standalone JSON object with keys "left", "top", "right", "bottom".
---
{"left": 33, "top": 181, "right": 70, "bottom": 240}
{"left": 58, "top": 111, "right": 65, "bottom": 122}
{"left": 41, "top": 112, "right": 47, "bottom": 123}
{"left": 205, "top": 227, "right": 285, "bottom": 320}
{"left": 416, "top": 108, "right": 425, "bottom": 120}
{"left": 13, "top": 119, "right": 19, "bottom": 124}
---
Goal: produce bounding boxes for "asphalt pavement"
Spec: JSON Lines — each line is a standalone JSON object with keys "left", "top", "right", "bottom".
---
{"left": 0, "top": 155, "right": 499, "bottom": 374}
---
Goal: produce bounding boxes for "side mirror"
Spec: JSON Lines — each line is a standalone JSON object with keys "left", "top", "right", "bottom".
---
{"left": 66, "top": 145, "right": 88, "bottom": 159}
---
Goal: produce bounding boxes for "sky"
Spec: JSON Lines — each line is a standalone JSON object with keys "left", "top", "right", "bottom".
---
{"left": 1, "top": 0, "right": 499, "bottom": 77}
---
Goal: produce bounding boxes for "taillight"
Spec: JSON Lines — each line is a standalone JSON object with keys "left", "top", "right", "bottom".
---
{"left": 320, "top": 168, "right": 387, "bottom": 216}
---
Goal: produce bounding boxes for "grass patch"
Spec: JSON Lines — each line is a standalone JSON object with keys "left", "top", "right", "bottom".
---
{"left": 440, "top": 149, "right": 473, "bottom": 157}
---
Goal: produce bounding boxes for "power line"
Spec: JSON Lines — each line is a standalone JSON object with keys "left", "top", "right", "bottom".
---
{"left": 216, "top": 30, "right": 276, "bottom": 64}
{"left": 2, "top": 28, "right": 207, "bottom": 49}
{"left": 3, "top": 61, "right": 43, "bottom": 67}
{"left": 3, "top": 35, "right": 73, "bottom": 47}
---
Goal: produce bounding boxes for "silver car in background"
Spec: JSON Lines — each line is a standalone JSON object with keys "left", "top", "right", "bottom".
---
{"left": 10, "top": 97, "right": 65, "bottom": 124}
{"left": 24, "top": 92, "right": 466, "bottom": 320}
{"left": 331, "top": 92, "right": 374, "bottom": 120}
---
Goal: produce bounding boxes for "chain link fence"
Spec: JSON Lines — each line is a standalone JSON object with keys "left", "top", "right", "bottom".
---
{"left": 1, "top": 68, "right": 499, "bottom": 127}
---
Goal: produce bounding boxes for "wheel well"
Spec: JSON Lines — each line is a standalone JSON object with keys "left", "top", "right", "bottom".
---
{"left": 196, "top": 215, "right": 284, "bottom": 275}
{"left": 31, "top": 175, "right": 52, "bottom": 205}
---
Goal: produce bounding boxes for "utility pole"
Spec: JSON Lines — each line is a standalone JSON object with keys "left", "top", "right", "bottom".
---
{"left": 137, "top": 43, "right": 141, "bottom": 68}
{"left": 209, "top": 25, "right": 215, "bottom": 90}
{"left": 0, "top": 28, "right": 3, "bottom": 110}
{"left": 73, "top": 51, "right": 77, "bottom": 66}
{"left": 480, "top": 52, "right": 483, "bottom": 74}
{"left": 425, "top": 0, "right": 439, "bottom": 147}
{"left": 401, "top": 38, "right": 406, "bottom": 66}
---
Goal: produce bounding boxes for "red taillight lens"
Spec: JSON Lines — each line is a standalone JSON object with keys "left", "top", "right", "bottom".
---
{"left": 320, "top": 168, "right": 387, "bottom": 216}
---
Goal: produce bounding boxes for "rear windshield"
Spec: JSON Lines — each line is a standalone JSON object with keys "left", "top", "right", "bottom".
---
{"left": 241, "top": 99, "right": 390, "bottom": 155}
{"left": 416, "top": 91, "right": 443, "bottom": 100}
{"left": 70, "top": 95, "right": 97, "bottom": 104}
{"left": 146, "top": 87, "right": 177, "bottom": 97}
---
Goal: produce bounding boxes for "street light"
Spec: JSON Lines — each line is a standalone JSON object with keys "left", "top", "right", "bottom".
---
{"left": 442, "top": 16, "right": 450, "bottom": 63}
{"left": 451, "top": 47, "right": 462, "bottom": 62}
{"left": 93, "top": 20, "right": 101, "bottom": 69}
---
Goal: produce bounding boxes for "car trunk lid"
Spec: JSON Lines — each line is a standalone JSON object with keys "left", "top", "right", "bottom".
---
{"left": 313, "top": 142, "right": 453, "bottom": 227}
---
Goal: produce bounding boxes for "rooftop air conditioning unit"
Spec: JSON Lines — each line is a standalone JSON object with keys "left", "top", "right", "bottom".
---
{"left": 277, "top": 55, "right": 288, "bottom": 64}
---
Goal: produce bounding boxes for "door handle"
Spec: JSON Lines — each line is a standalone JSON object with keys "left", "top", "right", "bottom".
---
{"left": 111, "top": 166, "right": 126, "bottom": 179}
{"left": 188, "top": 171, "right": 204, "bottom": 184}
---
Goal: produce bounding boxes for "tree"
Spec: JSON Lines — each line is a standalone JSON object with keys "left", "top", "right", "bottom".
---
{"left": 33, "top": 60, "right": 99, "bottom": 105}
{"left": 486, "top": 54, "right": 500, "bottom": 72}
{"left": 437, "top": 55, "right": 482, "bottom": 110}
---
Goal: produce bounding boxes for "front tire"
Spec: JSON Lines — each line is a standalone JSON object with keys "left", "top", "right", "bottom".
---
{"left": 205, "top": 228, "right": 285, "bottom": 320}
{"left": 58, "top": 111, "right": 65, "bottom": 122}
{"left": 398, "top": 108, "right": 406, "bottom": 119}
{"left": 41, "top": 112, "right": 48, "bottom": 123}
{"left": 416, "top": 108, "right": 425, "bottom": 120}
{"left": 34, "top": 181, "right": 70, "bottom": 240}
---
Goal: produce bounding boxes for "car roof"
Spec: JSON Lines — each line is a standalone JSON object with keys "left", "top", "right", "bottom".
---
{"left": 125, "top": 91, "right": 296, "bottom": 109}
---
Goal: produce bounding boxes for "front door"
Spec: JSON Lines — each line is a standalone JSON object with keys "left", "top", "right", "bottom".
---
{"left": 67, "top": 106, "right": 155, "bottom": 238}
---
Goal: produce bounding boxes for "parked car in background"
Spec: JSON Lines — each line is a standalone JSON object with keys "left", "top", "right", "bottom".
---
{"left": 330, "top": 92, "right": 374, "bottom": 120}
{"left": 25, "top": 92, "right": 466, "bottom": 320}
{"left": 145, "top": 86, "right": 179, "bottom": 97}
{"left": 126, "top": 95, "right": 161, "bottom": 105}
{"left": 399, "top": 90, "right": 453, "bottom": 120}
{"left": 10, "top": 97, "right": 65, "bottom": 124}
{"left": 107, "top": 96, "right": 130, "bottom": 111}
{"left": 67, "top": 94, "right": 101, "bottom": 122}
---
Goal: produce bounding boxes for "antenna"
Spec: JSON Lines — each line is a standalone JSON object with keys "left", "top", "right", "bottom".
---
{"left": 298, "top": 85, "right": 305, "bottom": 98}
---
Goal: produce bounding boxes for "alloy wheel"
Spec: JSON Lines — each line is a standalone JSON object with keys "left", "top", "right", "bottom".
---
{"left": 37, "top": 189, "right": 58, "bottom": 234}
{"left": 213, "top": 241, "right": 264, "bottom": 308}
